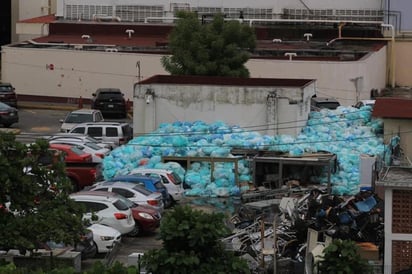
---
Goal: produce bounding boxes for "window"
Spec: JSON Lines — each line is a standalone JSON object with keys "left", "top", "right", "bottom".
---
{"left": 106, "top": 127, "right": 118, "bottom": 137}
{"left": 65, "top": 113, "right": 94, "bottom": 123}
{"left": 77, "top": 201, "right": 108, "bottom": 212}
{"left": 95, "top": 187, "right": 108, "bottom": 192}
{"left": 113, "top": 199, "right": 130, "bottom": 211}
{"left": 88, "top": 127, "right": 103, "bottom": 137}
{"left": 71, "top": 127, "right": 85, "bottom": 134}
{"left": 112, "top": 188, "right": 134, "bottom": 199}
{"left": 96, "top": 112, "right": 104, "bottom": 121}
{"left": 132, "top": 185, "right": 152, "bottom": 195}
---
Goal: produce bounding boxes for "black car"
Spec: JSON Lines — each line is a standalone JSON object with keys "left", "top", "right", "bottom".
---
{"left": 91, "top": 88, "right": 127, "bottom": 118}
{"left": 0, "top": 101, "right": 18, "bottom": 128}
{"left": 0, "top": 82, "right": 18, "bottom": 108}
{"left": 310, "top": 96, "right": 341, "bottom": 111}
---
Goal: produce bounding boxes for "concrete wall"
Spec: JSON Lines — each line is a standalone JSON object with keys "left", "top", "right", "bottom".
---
{"left": 133, "top": 82, "right": 315, "bottom": 135}
{"left": 12, "top": 0, "right": 56, "bottom": 43}
{"left": 0, "top": 45, "right": 386, "bottom": 106}
{"left": 247, "top": 46, "right": 387, "bottom": 106}
{"left": 1, "top": 47, "right": 166, "bottom": 101}
{"left": 394, "top": 41, "right": 412, "bottom": 87}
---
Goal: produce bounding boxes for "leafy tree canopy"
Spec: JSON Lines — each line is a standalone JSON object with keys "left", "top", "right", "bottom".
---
{"left": 0, "top": 133, "right": 86, "bottom": 255}
{"left": 162, "top": 11, "right": 256, "bottom": 78}
{"left": 141, "top": 205, "right": 250, "bottom": 274}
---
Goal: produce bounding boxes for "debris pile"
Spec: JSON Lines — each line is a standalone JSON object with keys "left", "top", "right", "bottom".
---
{"left": 221, "top": 188, "right": 384, "bottom": 273}
{"left": 102, "top": 105, "right": 385, "bottom": 195}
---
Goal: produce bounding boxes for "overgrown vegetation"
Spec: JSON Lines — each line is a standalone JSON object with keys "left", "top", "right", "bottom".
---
{"left": 316, "top": 239, "right": 372, "bottom": 274}
{"left": 141, "top": 205, "right": 250, "bottom": 274}
{"left": 0, "top": 133, "right": 85, "bottom": 257}
{"left": 162, "top": 11, "right": 256, "bottom": 78}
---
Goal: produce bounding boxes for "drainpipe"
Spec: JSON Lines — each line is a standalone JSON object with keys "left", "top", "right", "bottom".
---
{"left": 381, "top": 23, "right": 396, "bottom": 88}
{"left": 338, "top": 22, "right": 346, "bottom": 39}
{"left": 326, "top": 23, "right": 396, "bottom": 89}
{"left": 248, "top": 18, "right": 383, "bottom": 27}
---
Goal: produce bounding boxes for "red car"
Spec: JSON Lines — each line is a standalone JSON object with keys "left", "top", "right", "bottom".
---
{"left": 49, "top": 143, "right": 93, "bottom": 163}
{"left": 116, "top": 193, "right": 161, "bottom": 236}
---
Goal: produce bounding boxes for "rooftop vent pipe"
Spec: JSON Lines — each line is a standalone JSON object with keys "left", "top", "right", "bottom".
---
{"left": 304, "top": 33, "right": 313, "bottom": 41}
{"left": 284, "top": 52, "right": 297, "bottom": 61}
{"left": 126, "top": 29, "right": 135, "bottom": 39}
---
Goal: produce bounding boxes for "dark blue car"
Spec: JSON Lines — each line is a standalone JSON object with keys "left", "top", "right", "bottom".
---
{"left": 109, "top": 175, "right": 172, "bottom": 208}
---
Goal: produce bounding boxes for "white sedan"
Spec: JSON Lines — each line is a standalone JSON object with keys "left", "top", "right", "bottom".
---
{"left": 49, "top": 139, "right": 110, "bottom": 163}
{"left": 88, "top": 223, "right": 122, "bottom": 254}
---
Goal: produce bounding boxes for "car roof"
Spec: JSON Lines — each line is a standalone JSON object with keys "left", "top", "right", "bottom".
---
{"left": 311, "top": 97, "right": 340, "bottom": 103}
{"left": 70, "top": 190, "right": 121, "bottom": 201}
{"left": 73, "top": 122, "right": 130, "bottom": 126}
{"left": 111, "top": 174, "right": 161, "bottom": 182}
{"left": 96, "top": 181, "right": 149, "bottom": 188}
{"left": 132, "top": 168, "right": 173, "bottom": 174}
{"left": 49, "top": 143, "right": 74, "bottom": 150}
{"left": 96, "top": 88, "right": 121, "bottom": 93}
{"left": 68, "top": 108, "right": 101, "bottom": 114}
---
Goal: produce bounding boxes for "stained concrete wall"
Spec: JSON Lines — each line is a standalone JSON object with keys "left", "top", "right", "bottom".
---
{"left": 0, "top": 45, "right": 386, "bottom": 107}
{"left": 132, "top": 82, "right": 315, "bottom": 135}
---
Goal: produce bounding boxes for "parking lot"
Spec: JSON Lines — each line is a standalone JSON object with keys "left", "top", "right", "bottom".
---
{"left": 6, "top": 106, "right": 230, "bottom": 270}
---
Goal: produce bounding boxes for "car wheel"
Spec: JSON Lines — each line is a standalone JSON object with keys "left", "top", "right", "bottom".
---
{"left": 168, "top": 195, "right": 176, "bottom": 207}
{"left": 93, "top": 241, "right": 99, "bottom": 254}
{"left": 128, "top": 223, "right": 141, "bottom": 237}
{"left": 2, "top": 123, "right": 11, "bottom": 128}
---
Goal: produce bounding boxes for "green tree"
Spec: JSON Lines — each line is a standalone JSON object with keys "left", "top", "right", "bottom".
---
{"left": 0, "top": 133, "right": 86, "bottom": 256}
{"left": 316, "top": 239, "right": 372, "bottom": 274}
{"left": 141, "top": 205, "right": 250, "bottom": 274}
{"left": 162, "top": 11, "right": 256, "bottom": 77}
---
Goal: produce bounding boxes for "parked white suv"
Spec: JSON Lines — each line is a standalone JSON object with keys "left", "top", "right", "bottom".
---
{"left": 69, "top": 122, "right": 133, "bottom": 146}
{"left": 60, "top": 109, "right": 104, "bottom": 133}
{"left": 129, "top": 168, "right": 184, "bottom": 204}
{"left": 70, "top": 191, "right": 135, "bottom": 235}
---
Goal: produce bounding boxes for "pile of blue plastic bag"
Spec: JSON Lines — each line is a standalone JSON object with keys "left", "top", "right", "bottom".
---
{"left": 102, "top": 105, "right": 385, "bottom": 196}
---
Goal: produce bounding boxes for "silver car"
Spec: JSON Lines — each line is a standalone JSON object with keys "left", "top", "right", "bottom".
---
{"left": 88, "top": 181, "right": 164, "bottom": 214}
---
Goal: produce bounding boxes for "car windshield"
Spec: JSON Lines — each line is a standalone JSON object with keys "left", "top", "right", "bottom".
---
{"left": 132, "top": 184, "right": 153, "bottom": 195}
{"left": 116, "top": 194, "right": 138, "bottom": 208}
{"left": 0, "top": 86, "right": 12, "bottom": 92}
{"left": 171, "top": 172, "right": 182, "bottom": 184}
{"left": 84, "top": 142, "right": 103, "bottom": 150}
{"left": 0, "top": 102, "right": 11, "bottom": 110}
{"left": 317, "top": 102, "right": 340, "bottom": 110}
{"left": 70, "top": 146, "right": 87, "bottom": 155}
{"left": 98, "top": 92, "right": 123, "bottom": 100}
{"left": 65, "top": 113, "right": 93, "bottom": 123}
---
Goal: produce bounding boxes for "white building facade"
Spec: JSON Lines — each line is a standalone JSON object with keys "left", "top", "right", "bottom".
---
{"left": 132, "top": 75, "right": 316, "bottom": 135}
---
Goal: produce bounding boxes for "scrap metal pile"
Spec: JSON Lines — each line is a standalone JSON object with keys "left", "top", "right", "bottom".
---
{"left": 221, "top": 187, "right": 384, "bottom": 273}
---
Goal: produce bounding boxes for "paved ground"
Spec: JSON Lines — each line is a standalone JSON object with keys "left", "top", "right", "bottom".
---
{"left": 81, "top": 197, "right": 234, "bottom": 271}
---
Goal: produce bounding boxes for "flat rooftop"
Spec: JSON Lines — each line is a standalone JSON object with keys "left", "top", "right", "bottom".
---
{"left": 12, "top": 19, "right": 387, "bottom": 61}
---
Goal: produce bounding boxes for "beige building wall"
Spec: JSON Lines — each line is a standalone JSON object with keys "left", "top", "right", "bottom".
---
{"left": 11, "top": 0, "right": 56, "bottom": 43}
{"left": 394, "top": 41, "right": 412, "bottom": 87}
{"left": 248, "top": 46, "right": 387, "bottom": 106}
{"left": 1, "top": 44, "right": 387, "bottom": 107}
{"left": 1, "top": 47, "right": 167, "bottom": 101}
